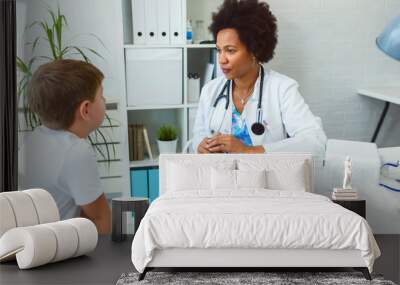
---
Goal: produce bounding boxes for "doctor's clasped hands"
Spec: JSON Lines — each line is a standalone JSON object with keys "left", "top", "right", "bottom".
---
{"left": 198, "top": 133, "right": 265, "bottom": 154}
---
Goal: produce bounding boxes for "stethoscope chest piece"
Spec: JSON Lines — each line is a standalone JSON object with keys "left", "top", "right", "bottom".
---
{"left": 251, "top": 123, "right": 265, "bottom": 135}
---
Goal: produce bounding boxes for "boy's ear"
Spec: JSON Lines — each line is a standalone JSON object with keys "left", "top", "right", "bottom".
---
{"left": 78, "top": 100, "right": 91, "bottom": 120}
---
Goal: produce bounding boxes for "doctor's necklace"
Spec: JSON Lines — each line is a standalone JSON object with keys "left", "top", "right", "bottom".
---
{"left": 235, "top": 85, "right": 255, "bottom": 105}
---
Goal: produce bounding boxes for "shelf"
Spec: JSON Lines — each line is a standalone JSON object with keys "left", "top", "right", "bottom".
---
{"left": 186, "top": 44, "right": 216, "bottom": 49}
{"left": 124, "top": 44, "right": 184, "bottom": 49}
{"left": 130, "top": 158, "right": 159, "bottom": 168}
{"left": 126, "top": 104, "right": 185, "bottom": 111}
{"left": 186, "top": 103, "right": 199, "bottom": 108}
{"left": 124, "top": 44, "right": 215, "bottom": 49}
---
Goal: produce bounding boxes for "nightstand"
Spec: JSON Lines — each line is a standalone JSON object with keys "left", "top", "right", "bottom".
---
{"left": 332, "top": 199, "right": 366, "bottom": 218}
{"left": 111, "top": 197, "right": 149, "bottom": 242}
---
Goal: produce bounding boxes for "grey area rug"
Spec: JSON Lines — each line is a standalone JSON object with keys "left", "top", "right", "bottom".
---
{"left": 116, "top": 271, "right": 396, "bottom": 285}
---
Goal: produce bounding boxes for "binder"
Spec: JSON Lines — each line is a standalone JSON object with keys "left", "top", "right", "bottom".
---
{"left": 169, "top": 0, "right": 184, "bottom": 44}
{"left": 144, "top": 0, "right": 158, "bottom": 44}
{"left": 133, "top": 124, "right": 138, "bottom": 160}
{"left": 143, "top": 127, "right": 154, "bottom": 160}
{"left": 132, "top": 0, "right": 145, "bottom": 44}
{"left": 148, "top": 169, "right": 159, "bottom": 202}
{"left": 137, "top": 125, "right": 144, "bottom": 161}
{"left": 157, "top": 0, "right": 170, "bottom": 44}
{"left": 211, "top": 48, "right": 223, "bottom": 78}
{"left": 125, "top": 48, "right": 183, "bottom": 106}
{"left": 203, "top": 63, "right": 214, "bottom": 86}
{"left": 130, "top": 169, "right": 148, "bottom": 198}
{"left": 187, "top": 76, "right": 200, "bottom": 103}
{"left": 128, "top": 125, "right": 134, "bottom": 161}
{"left": 188, "top": 108, "right": 198, "bottom": 140}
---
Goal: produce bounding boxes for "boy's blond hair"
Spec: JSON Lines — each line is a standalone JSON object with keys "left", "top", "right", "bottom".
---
{"left": 28, "top": 59, "right": 104, "bottom": 129}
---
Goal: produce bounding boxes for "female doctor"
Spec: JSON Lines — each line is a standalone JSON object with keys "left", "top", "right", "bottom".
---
{"left": 192, "top": 0, "right": 327, "bottom": 157}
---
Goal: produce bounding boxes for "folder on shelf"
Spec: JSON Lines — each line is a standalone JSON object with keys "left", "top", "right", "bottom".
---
{"left": 129, "top": 124, "right": 148, "bottom": 161}
{"left": 137, "top": 125, "right": 144, "bottom": 161}
{"left": 133, "top": 125, "right": 137, "bottom": 160}
{"left": 133, "top": 124, "right": 138, "bottom": 161}
{"left": 188, "top": 108, "right": 198, "bottom": 140}
{"left": 211, "top": 48, "right": 223, "bottom": 78}
{"left": 125, "top": 48, "right": 183, "bottom": 106}
{"left": 169, "top": 0, "right": 184, "bottom": 44}
{"left": 203, "top": 63, "right": 214, "bottom": 87}
{"left": 144, "top": 0, "right": 158, "bottom": 44}
{"left": 143, "top": 127, "right": 154, "bottom": 160}
{"left": 187, "top": 76, "right": 200, "bottom": 103}
{"left": 132, "top": 0, "right": 145, "bottom": 44}
{"left": 157, "top": 0, "right": 170, "bottom": 44}
{"left": 128, "top": 125, "right": 134, "bottom": 161}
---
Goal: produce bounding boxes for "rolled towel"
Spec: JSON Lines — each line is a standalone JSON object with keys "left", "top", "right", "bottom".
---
{"left": 0, "top": 218, "right": 98, "bottom": 269}
{"left": 0, "top": 191, "right": 39, "bottom": 228}
{"left": 0, "top": 226, "right": 57, "bottom": 268}
{"left": 0, "top": 196, "right": 17, "bottom": 238}
{"left": 64, "top": 218, "right": 98, "bottom": 257}
{"left": 42, "top": 221, "right": 79, "bottom": 262}
{"left": 24, "top": 189, "right": 59, "bottom": 224}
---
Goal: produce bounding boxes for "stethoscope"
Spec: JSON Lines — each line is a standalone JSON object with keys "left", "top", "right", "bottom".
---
{"left": 209, "top": 65, "right": 266, "bottom": 136}
{"left": 379, "top": 160, "right": 400, "bottom": 192}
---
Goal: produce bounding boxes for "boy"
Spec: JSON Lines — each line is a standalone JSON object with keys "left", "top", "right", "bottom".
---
{"left": 19, "top": 59, "right": 111, "bottom": 234}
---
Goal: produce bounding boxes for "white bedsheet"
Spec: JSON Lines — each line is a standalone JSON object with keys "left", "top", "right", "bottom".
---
{"left": 131, "top": 190, "right": 380, "bottom": 273}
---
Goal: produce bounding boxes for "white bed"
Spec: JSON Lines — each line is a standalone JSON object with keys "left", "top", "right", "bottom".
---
{"left": 131, "top": 154, "right": 380, "bottom": 280}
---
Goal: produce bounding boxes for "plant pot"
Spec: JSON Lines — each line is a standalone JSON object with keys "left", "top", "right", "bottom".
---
{"left": 157, "top": 139, "right": 178, "bottom": 154}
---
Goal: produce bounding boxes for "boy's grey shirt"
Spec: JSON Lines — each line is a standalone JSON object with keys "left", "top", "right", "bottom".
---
{"left": 19, "top": 126, "right": 103, "bottom": 219}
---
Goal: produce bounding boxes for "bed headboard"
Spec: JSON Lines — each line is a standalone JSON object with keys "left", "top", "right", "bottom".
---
{"left": 159, "top": 153, "right": 314, "bottom": 195}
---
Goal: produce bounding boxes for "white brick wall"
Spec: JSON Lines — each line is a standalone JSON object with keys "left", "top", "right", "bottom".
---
{"left": 267, "top": 0, "right": 400, "bottom": 146}
{"left": 189, "top": 0, "right": 400, "bottom": 146}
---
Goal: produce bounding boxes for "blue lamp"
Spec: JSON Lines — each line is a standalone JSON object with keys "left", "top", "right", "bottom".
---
{"left": 376, "top": 15, "right": 400, "bottom": 60}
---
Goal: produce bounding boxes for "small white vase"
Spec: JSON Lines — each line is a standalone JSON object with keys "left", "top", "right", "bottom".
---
{"left": 157, "top": 139, "right": 177, "bottom": 154}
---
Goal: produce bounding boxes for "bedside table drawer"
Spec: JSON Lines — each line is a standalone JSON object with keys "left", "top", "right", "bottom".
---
{"left": 333, "top": 200, "right": 366, "bottom": 218}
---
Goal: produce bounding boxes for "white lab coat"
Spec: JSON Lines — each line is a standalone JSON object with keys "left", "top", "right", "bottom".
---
{"left": 192, "top": 67, "right": 327, "bottom": 158}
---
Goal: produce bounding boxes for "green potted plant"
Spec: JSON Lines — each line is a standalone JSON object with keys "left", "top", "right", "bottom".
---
{"left": 17, "top": 6, "right": 115, "bottom": 163}
{"left": 156, "top": 124, "right": 178, "bottom": 154}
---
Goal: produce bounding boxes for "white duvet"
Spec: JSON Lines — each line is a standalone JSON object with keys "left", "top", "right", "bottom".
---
{"left": 131, "top": 190, "right": 380, "bottom": 273}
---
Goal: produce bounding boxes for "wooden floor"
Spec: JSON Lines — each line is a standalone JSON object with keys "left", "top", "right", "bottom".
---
{"left": 374, "top": 234, "right": 400, "bottom": 284}
{"left": 0, "top": 235, "right": 398, "bottom": 284}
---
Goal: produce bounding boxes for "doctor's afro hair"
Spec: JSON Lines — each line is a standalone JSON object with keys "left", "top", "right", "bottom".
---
{"left": 209, "top": 0, "right": 278, "bottom": 63}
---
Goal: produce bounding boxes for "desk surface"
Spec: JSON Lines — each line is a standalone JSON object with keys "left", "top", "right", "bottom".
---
{"left": 0, "top": 235, "right": 134, "bottom": 285}
{"left": 358, "top": 87, "right": 400, "bottom": 105}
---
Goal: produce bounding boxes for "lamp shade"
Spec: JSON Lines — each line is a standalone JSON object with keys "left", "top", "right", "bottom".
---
{"left": 376, "top": 15, "right": 400, "bottom": 61}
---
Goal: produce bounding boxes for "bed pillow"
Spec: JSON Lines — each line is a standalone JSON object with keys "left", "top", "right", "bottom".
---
{"left": 211, "top": 168, "right": 236, "bottom": 190}
{"left": 237, "top": 158, "right": 310, "bottom": 192}
{"left": 236, "top": 169, "right": 267, "bottom": 189}
{"left": 266, "top": 161, "right": 307, "bottom": 191}
{"left": 210, "top": 169, "right": 268, "bottom": 190}
{"left": 167, "top": 160, "right": 235, "bottom": 191}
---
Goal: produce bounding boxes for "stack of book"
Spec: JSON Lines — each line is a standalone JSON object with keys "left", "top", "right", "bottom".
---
{"left": 332, "top": 188, "right": 358, "bottom": 200}
{"left": 128, "top": 124, "right": 153, "bottom": 161}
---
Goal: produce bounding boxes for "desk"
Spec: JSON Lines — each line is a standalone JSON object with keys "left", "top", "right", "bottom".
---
{"left": 358, "top": 87, "right": 400, "bottom": 142}
{"left": 0, "top": 236, "right": 133, "bottom": 285}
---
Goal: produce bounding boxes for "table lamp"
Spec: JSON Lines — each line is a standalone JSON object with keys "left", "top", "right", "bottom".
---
{"left": 376, "top": 15, "right": 400, "bottom": 60}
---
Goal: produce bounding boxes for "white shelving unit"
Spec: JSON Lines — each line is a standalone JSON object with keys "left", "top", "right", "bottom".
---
{"left": 121, "top": 0, "right": 216, "bottom": 169}
{"left": 124, "top": 44, "right": 215, "bottom": 49}
{"left": 129, "top": 159, "right": 159, "bottom": 168}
